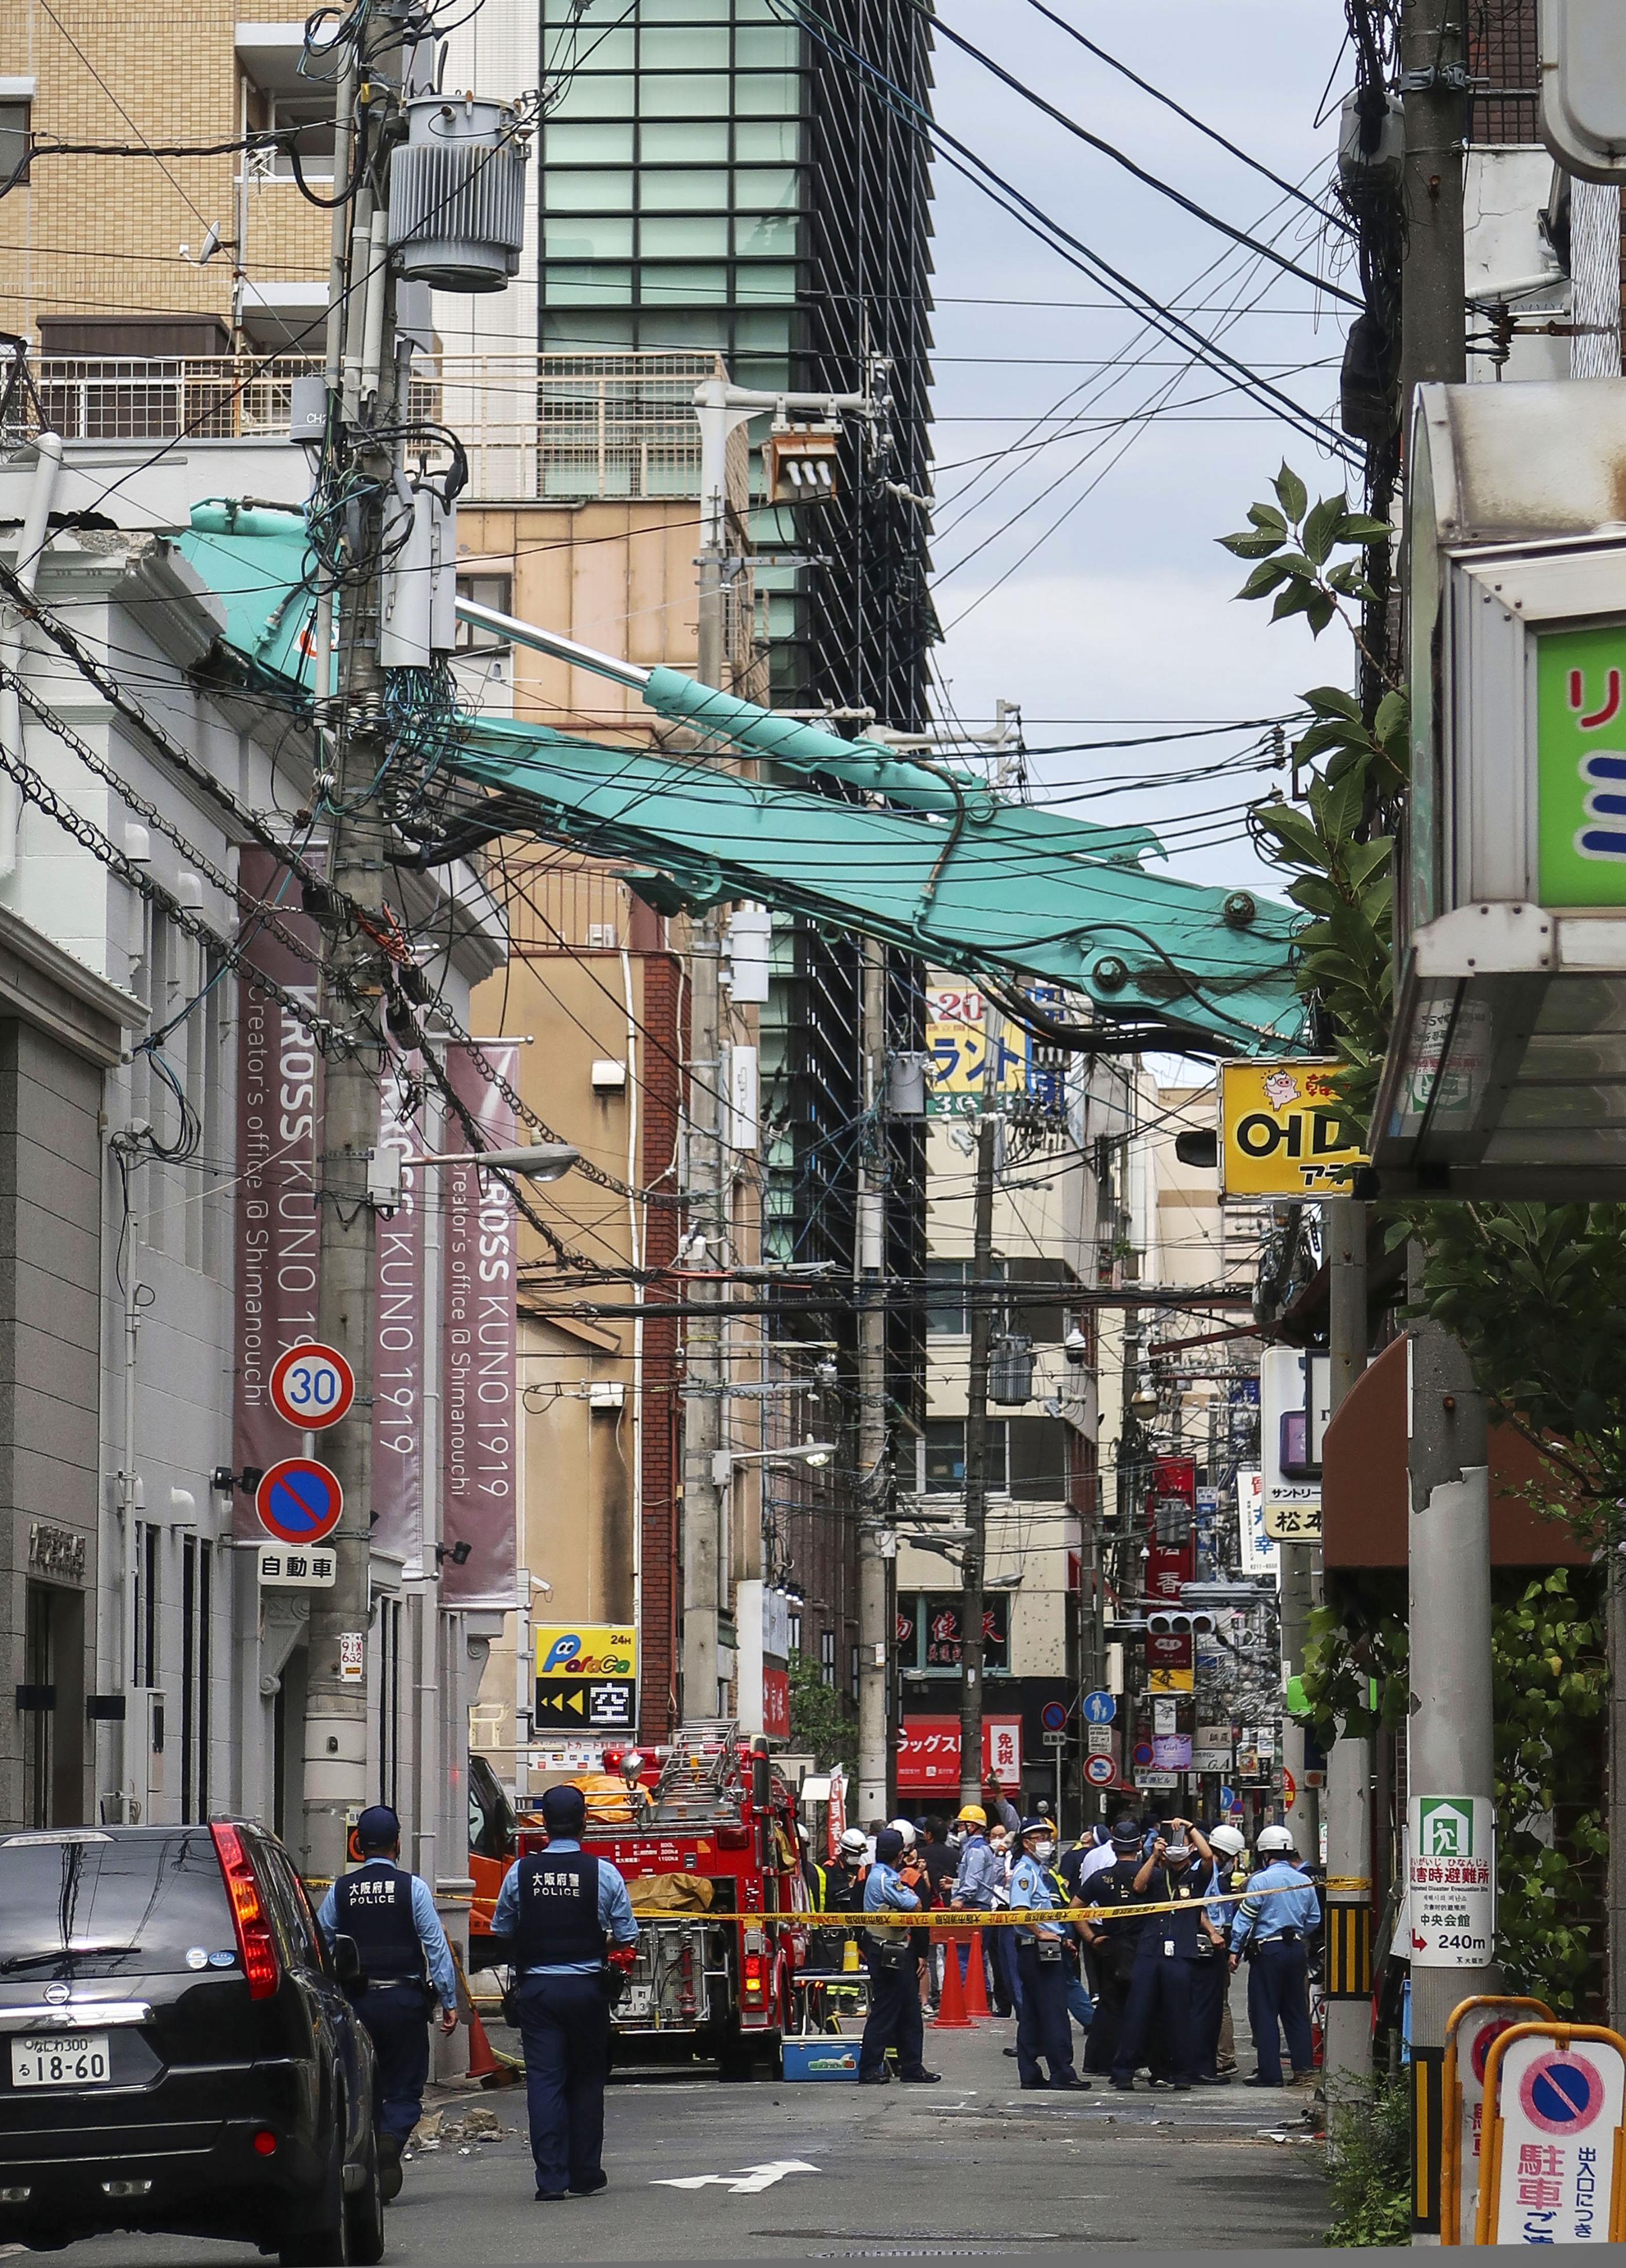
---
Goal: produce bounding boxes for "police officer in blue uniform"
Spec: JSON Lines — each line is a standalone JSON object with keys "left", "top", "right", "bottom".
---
{"left": 490, "top": 1783, "right": 639, "bottom": 2201}
{"left": 1228, "top": 1822, "right": 1322, "bottom": 2089}
{"left": 1007, "top": 1817, "right": 1088, "bottom": 2092}
{"left": 316, "top": 1803, "right": 458, "bottom": 2200}
{"left": 857, "top": 1827, "right": 940, "bottom": 2086}
{"left": 1110, "top": 1823, "right": 1204, "bottom": 2092}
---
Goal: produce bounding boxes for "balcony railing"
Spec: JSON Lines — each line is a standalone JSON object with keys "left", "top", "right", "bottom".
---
{"left": 3, "top": 350, "right": 725, "bottom": 502}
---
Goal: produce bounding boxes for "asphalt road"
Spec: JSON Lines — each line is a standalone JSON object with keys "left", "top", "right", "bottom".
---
{"left": 25, "top": 2022, "right": 1328, "bottom": 2264}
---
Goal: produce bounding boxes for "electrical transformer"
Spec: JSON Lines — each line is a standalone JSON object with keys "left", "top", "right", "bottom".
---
{"left": 387, "top": 94, "right": 527, "bottom": 293}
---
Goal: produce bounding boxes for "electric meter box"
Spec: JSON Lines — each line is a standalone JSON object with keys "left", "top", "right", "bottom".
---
{"left": 1374, "top": 378, "right": 1626, "bottom": 1192}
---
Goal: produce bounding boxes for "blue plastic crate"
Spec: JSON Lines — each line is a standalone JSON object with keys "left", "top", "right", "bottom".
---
{"left": 780, "top": 2036, "right": 859, "bottom": 2081}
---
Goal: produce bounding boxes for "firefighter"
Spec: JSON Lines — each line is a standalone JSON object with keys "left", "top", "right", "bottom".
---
{"left": 316, "top": 1804, "right": 458, "bottom": 2201}
{"left": 857, "top": 1828, "right": 940, "bottom": 2086}
{"left": 490, "top": 1784, "right": 640, "bottom": 2201}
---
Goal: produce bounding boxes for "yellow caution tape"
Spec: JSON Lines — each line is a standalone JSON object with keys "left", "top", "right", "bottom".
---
{"left": 633, "top": 1881, "right": 1311, "bottom": 1929}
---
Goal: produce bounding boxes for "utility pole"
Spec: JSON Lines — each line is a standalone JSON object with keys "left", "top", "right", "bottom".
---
{"left": 1322, "top": 1197, "right": 1373, "bottom": 2094}
{"left": 1398, "top": 2, "right": 1486, "bottom": 2238}
{"left": 682, "top": 430, "right": 731, "bottom": 1725}
{"left": 855, "top": 933, "right": 890, "bottom": 1818}
{"left": 958, "top": 1113, "right": 998, "bottom": 1810}
{"left": 301, "top": 20, "right": 402, "bottom": 1884}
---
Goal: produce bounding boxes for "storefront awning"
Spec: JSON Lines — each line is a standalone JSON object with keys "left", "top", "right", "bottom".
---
{"left": 1322, "top": 1337, "right": 1591, "bottom": 1570}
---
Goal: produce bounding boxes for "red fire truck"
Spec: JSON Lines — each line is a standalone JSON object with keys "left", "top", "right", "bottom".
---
{"left": 484, "top": 1724, "right": 812, "bottom": 2072}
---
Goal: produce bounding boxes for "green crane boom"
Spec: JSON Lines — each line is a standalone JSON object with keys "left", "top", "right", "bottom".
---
{"left": 178, "top": 512, "right": 1303, "bottom": 1058}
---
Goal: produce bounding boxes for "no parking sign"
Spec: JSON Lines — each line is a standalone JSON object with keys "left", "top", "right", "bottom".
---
{"left": 1479, "top": 2024, "right": 1626, "bottom": 2244}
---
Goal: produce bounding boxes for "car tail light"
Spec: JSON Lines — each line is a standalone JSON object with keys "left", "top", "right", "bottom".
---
{"left": 742, "top": 1951, "right": 768, "bottom": 2005}
{"left": 210, "top": 1824, "right": 279, "bottom": 2000}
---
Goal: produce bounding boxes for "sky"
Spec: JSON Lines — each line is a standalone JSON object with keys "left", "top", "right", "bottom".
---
{"left": 924, "top": 0, "right": 1359, "bottom": 897}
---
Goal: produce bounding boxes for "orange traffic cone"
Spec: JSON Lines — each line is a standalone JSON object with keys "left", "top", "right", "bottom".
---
{"left": 931, "top": 1930, "right": 972, "bottom": 2029}
{"left": 464, "top": 2003, "right": 520, "bottom": 2088}
{"left": 963, "top": 1929, "right": 993, "bottom": 2019}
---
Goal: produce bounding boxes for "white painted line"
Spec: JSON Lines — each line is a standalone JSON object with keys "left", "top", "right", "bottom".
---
{"left": 653, "top": 2158, "right": 820, "bottom": 2196}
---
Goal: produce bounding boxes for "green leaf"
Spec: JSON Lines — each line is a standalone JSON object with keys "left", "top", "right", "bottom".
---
{"left": 1303, "top": 685, "right": 1362, "bottom": 722}
{"left": 1274, "top": 462, "right": 1308, "bottom": 523}
{"left": 1303, "top": 494, "right": 1346, "bottom": 565}
{"left": 1237, "top": 558, "right": 1292, "bottom": 600}
{"left": 1247, "top": 502, "right": 1289, "bottom": 535}
{"left": 1306, "top": 590, "right": 1336, "bottom": 635}
{"left": 1220, "top": 529, "right": 1287, "bottom": 560}
{"left": 1336, "top": 512, "right": 1395, "bottom": 543}
{"left": 1271, "top": 580, "right": 1313, "bottom": 624}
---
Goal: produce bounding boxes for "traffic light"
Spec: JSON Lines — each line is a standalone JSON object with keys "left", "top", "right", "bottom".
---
{"left": 1146, "top": 1609, "right": 1216, "bottom": 1637}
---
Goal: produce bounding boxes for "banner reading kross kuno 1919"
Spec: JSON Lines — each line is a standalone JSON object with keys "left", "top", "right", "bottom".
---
{"left": 440, "top": 1043, "right": 520, "bottom": 1602}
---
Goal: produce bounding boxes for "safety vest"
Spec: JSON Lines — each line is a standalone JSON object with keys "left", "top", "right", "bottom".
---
{"left": 333, "top": 1865, "right": 426, "bottom": 1986}
{"left": 511, "top": 1851, "right": 606, "bottom": 1968}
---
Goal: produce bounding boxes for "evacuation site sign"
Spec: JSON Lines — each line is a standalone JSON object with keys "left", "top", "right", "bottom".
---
{"left": 1481, "top": 2026, "right": 1626, "bottom": 2244}
{"left": 1406, "top": 1794, "right": 1495, "bottom": 1968}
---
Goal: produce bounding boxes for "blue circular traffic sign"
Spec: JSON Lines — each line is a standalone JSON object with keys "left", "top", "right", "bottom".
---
{"left": 1041, "top": 1700, "right": 1068, "bottom": 1733}
{"left": 1082, "top": 1690, "right": 1117, "bottom": 1725}
{"left": 1520, "top": 2051, "right": 1605, "bottom": 2134}
{"left": 257, "top": 1457, "right": 343, "bottom": 1546}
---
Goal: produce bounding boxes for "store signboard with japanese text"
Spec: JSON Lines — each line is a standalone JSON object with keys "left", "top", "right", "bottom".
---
{"left": 896, "top": 1715, "right": 1023, "bottom": 1792}
{"left": 896, "top": 1593, "right": 1011, "bottom": 1675}
{"left": 924, "top": 984, "right": 1065, "bottom": 1116}
{"left": 1237, "top": 1468, "right": 1278, "bottom": 1580}
{"left": 1537, "top": 624, "right": 1626, "bottom": 907}
{"left": 1219, "top": 1058, "right": 1368, "bottom": 1199}
{"left": 1260, "top": 1347, "right": 1326, "bottom": 1544}
{"left": 1481, "top": 2025, "right": 1626, "bottom": 2244}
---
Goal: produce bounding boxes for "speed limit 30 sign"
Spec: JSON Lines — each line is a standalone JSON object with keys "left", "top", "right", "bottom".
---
{"left": 269, "top": 1342, "right": 356, "bottom": 1431}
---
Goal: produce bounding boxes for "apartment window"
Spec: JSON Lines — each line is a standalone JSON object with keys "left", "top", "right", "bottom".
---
{"left": 848, "top": 1644, "right": 859, "bottom": 1704}
{"left": 378, "top": 1595, "right": 403, "bottom": 1810}
{"left": 0, "top": 99, "right": 29, "bottom": 188}
{"left": 819, "top": 1630, "right": 834, "bottom": 1688}
{"left": 454, "top": 572, "right": 512, "bottom": 651}
{"left": 786, "top": 1606, "right": 802, "bottom": 1655}
{"left": 925, "top": 1258, "right": 1008, "bottom": 1336}
{"left": 269, "top": 93, "right": 337, "bottom": 178}
{"left": 921, "top": 1419, "right": 1007, "bottom": 1496}
{"left": 180, "top": 1537, "right": 212, "bottom": 1824}
{"left": 132, "top": 1521, "right": 159, "bottom": 1688}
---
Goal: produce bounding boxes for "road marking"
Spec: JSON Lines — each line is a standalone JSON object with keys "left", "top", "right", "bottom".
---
{"left": 654, "top": 2158, "right": 819, "bottom": 2195}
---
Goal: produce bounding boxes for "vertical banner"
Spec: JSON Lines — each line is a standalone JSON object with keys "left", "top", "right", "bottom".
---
{"left": 371, "top": 1046, "right": 428, "bottom": 1561}
{"left": 440, "top": 1043, "right": 520, "bottom": 1602}
{"left": 233, "top": 849, "right": 323, "bottom": 1535}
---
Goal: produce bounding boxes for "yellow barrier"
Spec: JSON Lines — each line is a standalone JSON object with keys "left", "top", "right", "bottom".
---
{"left": 630, "top": 1882, "right": 1311, "bottom": 1928}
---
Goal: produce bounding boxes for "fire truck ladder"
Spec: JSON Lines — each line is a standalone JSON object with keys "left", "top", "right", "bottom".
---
{"left": 648, "top": 1721, "right": 744, "bottom": 1827}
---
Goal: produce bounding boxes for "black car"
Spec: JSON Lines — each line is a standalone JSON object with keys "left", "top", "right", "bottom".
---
{"left": 0, "top": 1820, "right": 384, "bottom": 2264}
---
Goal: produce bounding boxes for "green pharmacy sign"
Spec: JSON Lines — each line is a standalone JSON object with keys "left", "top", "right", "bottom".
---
{"left": 1538, "top": 622, "right": 1626, "bottom": 905}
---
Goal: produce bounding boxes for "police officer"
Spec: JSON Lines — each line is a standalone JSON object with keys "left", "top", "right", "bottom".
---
{"left": 1111, "top": 1823, "right": 1205, "bottom": 2093}
{"left": 1078, "top": 1816, "right": 1145, "bottom": 2075}
{"left": 1007, "top": 1818, "right": 1088, "bottom": 2092}
{"left": 858, "top": 1828, "right": 940, "bottom": 2086}
{"left": 1190, "top": 1822, "right": 1246, "bottom": 2083}
{"left": 316, "top": 1803, "right": 458, "bottom": 2201}
{"left": 490, "top": 1784, "right": 640, "bottom": 2200}
{"left": 1228, "top": 1822, "right": 1321, "bottom": 2090}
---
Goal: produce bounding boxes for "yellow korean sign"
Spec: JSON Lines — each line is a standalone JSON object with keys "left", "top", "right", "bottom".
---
{"left": 1219, "top": 1059, "right": 1368, "bottom": 1199}
{"left": 535, "top": 1624, "right": 637, "bottom": 1680}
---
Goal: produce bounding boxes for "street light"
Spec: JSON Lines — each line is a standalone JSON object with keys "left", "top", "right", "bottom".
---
{"left": 417, "top": 1141, "right": 580, "bottom": 1180}
{"left": 711, "top": 1437, "right": 836, "bottom": 1486}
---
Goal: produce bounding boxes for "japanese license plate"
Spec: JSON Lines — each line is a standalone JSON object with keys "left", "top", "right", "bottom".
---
{"left": 10, "top": 2032, "right": 111, "bottom": 2087}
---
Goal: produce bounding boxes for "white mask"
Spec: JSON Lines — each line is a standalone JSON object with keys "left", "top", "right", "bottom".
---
{"left": 1033, "top": 1840, "right": 1056, "bottom": 1863}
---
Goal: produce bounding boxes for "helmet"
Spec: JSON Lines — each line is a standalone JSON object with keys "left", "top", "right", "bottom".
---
{"left": 1110, "top": 1816, "right": 1143, "bottom": 1849}
{"left": 888, "top": 1817, "right": 917, "bottom": 1849}
{"left": 1257, "top": 1824, "right": 1296, "bottom": 1856}
{"left": 956, "top": 1803, "right": 988, "bottom": 1828}
{"left": 1208, "top": 1824, "right": 1246, "bottom": 1858}
{"left": 1019, "top": 1816, "right": 1050, "bottom": 1837}
{"left": 838, "top": 1827, "right": 869, "bottom": 1861}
